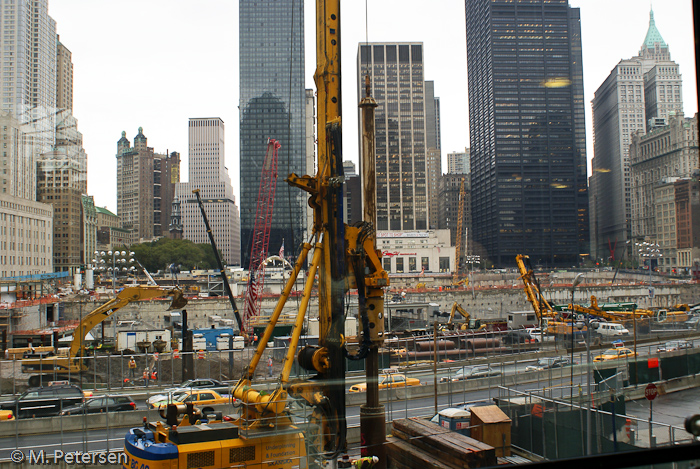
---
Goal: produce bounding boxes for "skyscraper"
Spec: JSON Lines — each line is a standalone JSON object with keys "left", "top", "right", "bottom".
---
{"left": 425, "top": 81, "right": 442, "bottom": 230}
{"left": 357, "top": 43, "right": 430, "bottom": 231}
{"left": 116, "top": 128, "right": 180, "bottom": 242}
{"left": 239, "top": 0, "right": 306, "bottom": 268}
{"left": 176, "top": 118, "right": 241, "bottom": 266}
{"left": 590, "top": 9, "right": 684, "bottom": 261}
{"left": 466, "top": 0, "right": 589, "bottom": 267}
{"left": 0, "top": 0, "right": 57, "bottom": 153}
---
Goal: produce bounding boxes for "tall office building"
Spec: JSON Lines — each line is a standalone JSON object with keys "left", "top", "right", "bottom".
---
{"left": 239, "top": 0, "right": 306, "bottom": 268}
{"left": 357, "top": 43, "right": 430, "bottom": 231}
{"left": 56, "top": 37, "right": 73, "bottom": 113}
{"left": 447, "top": 149, "right": 470, "bottom": 175}
{"left": 176, "top": 118, "right": 241, "bottom": 266}
{"left": 116, "top": 128, "right": 180, "bottom": 242}
{"left": 0, "top": 0, "right": 56, "bottom": 153}
{"left": 424, "top": 81, "right": 442, "bottom": 230}
{"left": 590, "top": 9, "right": 684, "bottom": 261}
{"left": 466, "top": 0, "right": 588, "bottom": 267}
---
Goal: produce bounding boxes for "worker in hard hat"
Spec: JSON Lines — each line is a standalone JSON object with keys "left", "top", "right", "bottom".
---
{"left": 128, "top": 356, "right": 137, "bottom": 378}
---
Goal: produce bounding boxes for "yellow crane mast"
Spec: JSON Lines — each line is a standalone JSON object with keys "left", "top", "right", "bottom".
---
{"left": 124, "top": 1, "right": 389, "bottom": 467}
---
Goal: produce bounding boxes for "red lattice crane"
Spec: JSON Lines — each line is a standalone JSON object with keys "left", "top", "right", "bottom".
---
{"left": 243, "top": 139, "right": 280, "bottom": 338}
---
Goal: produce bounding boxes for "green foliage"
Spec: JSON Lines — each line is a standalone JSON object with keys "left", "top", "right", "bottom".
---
{"left": 129, "top": 238, "right": 220, "bottom": 273}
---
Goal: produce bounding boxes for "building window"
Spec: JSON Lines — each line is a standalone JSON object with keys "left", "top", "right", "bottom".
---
{"left": 439, "top": 257, "right": 450, "bottom": 272}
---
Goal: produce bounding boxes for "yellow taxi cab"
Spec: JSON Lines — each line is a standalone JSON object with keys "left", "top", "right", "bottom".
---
{"left": 593, "top": 347, "right": 637, "bottom": 362}
{"left": 150, "top": 389, "right": 232, "bottom": 410}
{"left": 349, "top": 370, "right": 421, "bottom": 393}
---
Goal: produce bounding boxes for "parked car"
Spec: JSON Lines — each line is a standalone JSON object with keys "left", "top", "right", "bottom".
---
{"left": 657, "top": 340, "right": 693, "bottom": 353}
{"left": 501, "top": 330, "right": 536, "bottom": 345}
{"left": 525, "top": 357, "right": 574, "bottom": 371}
{"left": 349, "top": 372, "right": 421, "bottom": 393}
{"left": 593, "top": 347, "right": 637, "bottom": 362}
{"left": 146, "top": 378, "right": 229, "bottom": 406}
{"left": 440, "top": 365, "right": 501, "bottom": 382}
{"left": 0, "top": 384, "right": 84, "bottom": 418}
{"left": 60, "top": 395, "right": 137, "bottom": 416}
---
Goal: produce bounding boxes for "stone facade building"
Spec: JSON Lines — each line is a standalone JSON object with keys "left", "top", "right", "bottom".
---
{"left": 116, "top": 128, "right": 180, "bottom": 242}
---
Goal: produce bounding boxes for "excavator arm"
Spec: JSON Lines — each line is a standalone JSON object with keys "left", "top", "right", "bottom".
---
{"left": 67, "top": 286, "right": 186, "bottom": 364}
{"left": 22, "top": 286, "right": 186, "bottom": 385}
{"left": 515, "top": 254, "right": 556, "bottom": 320}
{"left": 447, "top": 302, "right": 470, "bottom": 325}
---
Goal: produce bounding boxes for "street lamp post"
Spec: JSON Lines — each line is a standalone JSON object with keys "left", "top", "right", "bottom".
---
{"left": 570, "top": 273, "right": 584, "bottom": 395}
{"left": 93, "top": 250, "right": 136, "bottom": 294}
{"left": 465, "top": 255, "right": 481, "bottom": 299}
{"left": 635, "top": 242, "right": 662, "bottom": 308}
{"left": 576, "top": 316, "right": 592, "bottom": 455}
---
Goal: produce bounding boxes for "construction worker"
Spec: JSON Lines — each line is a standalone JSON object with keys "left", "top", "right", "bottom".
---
{"left": 143, "top": 367, "right": 150, "bottom": 387}
{"left": 351, "top": 456, "right": 379, "bottom": 469}
{"left": 267, "top": 356, "right": 273, "bottom": 377}
{"left": 128, "top": 356, "right": 137, "bottom": 378}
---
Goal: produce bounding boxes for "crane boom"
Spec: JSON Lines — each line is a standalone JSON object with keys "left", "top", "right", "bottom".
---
{"left": 192, "top": 189, "right": 245, "bottom": 336}
{"left": 243, "top": 139, "right": 280, "bottom": 338}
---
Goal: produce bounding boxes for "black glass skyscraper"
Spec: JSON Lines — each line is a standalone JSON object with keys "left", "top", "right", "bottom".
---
{"left": 239, "top": 0, "right": 306, "bottom": 268}
{"left": 465, "top": 0, "right": 589, "bottom": 267}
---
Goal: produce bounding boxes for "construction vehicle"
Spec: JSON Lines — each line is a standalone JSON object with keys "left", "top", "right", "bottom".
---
{"left": 124, "top": 1, "right": 388, "bottom": 467}
{"left": 570, "top": 296, "right": 693, "bottom": 333}
{"left": 440, "top": 302, "right": 484, "bottom": 331}
{"left": 21, "top": 286, "right": 186, "bottom": 387}
{"left": 515, "top": 254, "right": 586, "bottom": 336}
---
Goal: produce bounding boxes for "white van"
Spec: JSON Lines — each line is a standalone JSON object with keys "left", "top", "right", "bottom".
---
{"left": 596, "top": 322, "right": 629, "bottom": 337}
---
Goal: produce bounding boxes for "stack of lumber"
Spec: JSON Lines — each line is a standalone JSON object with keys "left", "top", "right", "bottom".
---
{"left": 387, "top": 418, "right": 497, "bottom": 469}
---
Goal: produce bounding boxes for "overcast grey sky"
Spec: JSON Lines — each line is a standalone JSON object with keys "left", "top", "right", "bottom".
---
{"left": 49, "top": 0, "right": 697, "bottom": 213}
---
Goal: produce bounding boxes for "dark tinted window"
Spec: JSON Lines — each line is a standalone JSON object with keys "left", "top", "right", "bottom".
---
{"left": 55, "top": 387, "right": 81, "bottom": 397}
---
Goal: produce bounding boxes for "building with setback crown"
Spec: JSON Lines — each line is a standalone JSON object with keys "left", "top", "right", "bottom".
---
{"left": 465, "top": 0, "right": 589, "bottom": 267}
{"left": 175, "top": 118, "right": 241, "bottom": 266}
{"left": 239, "top": 0, "right": 306, "bottom": 268}
{"left": 357, "top": 43, "right": 431, "bottom": 231}
{"left": 590, "top": 9, "right": 684, "bottom": 262}
{"left": 116, "top": 128, "right": 180, "bottom": 242}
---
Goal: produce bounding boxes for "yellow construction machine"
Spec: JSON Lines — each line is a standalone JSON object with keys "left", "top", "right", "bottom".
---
{"left": 515, "top": 254, "right": 587, "bottom": 336}
{"left": 124, "top": 1, "right": 388, "bottom": 468}
{"left": 440, "top": 302, "right": 484, "bottom": 331}
{"left": 21, "top": 286, "right": 186, "bottom": 387}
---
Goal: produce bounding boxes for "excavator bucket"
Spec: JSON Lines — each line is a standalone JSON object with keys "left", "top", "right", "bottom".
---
{"left": 167, "top": 289, "right": 188, "bottom": 311}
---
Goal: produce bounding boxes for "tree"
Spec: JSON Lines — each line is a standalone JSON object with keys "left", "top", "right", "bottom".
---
{"left": 130, "top": 238, "right": 222, "bottom": 273}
